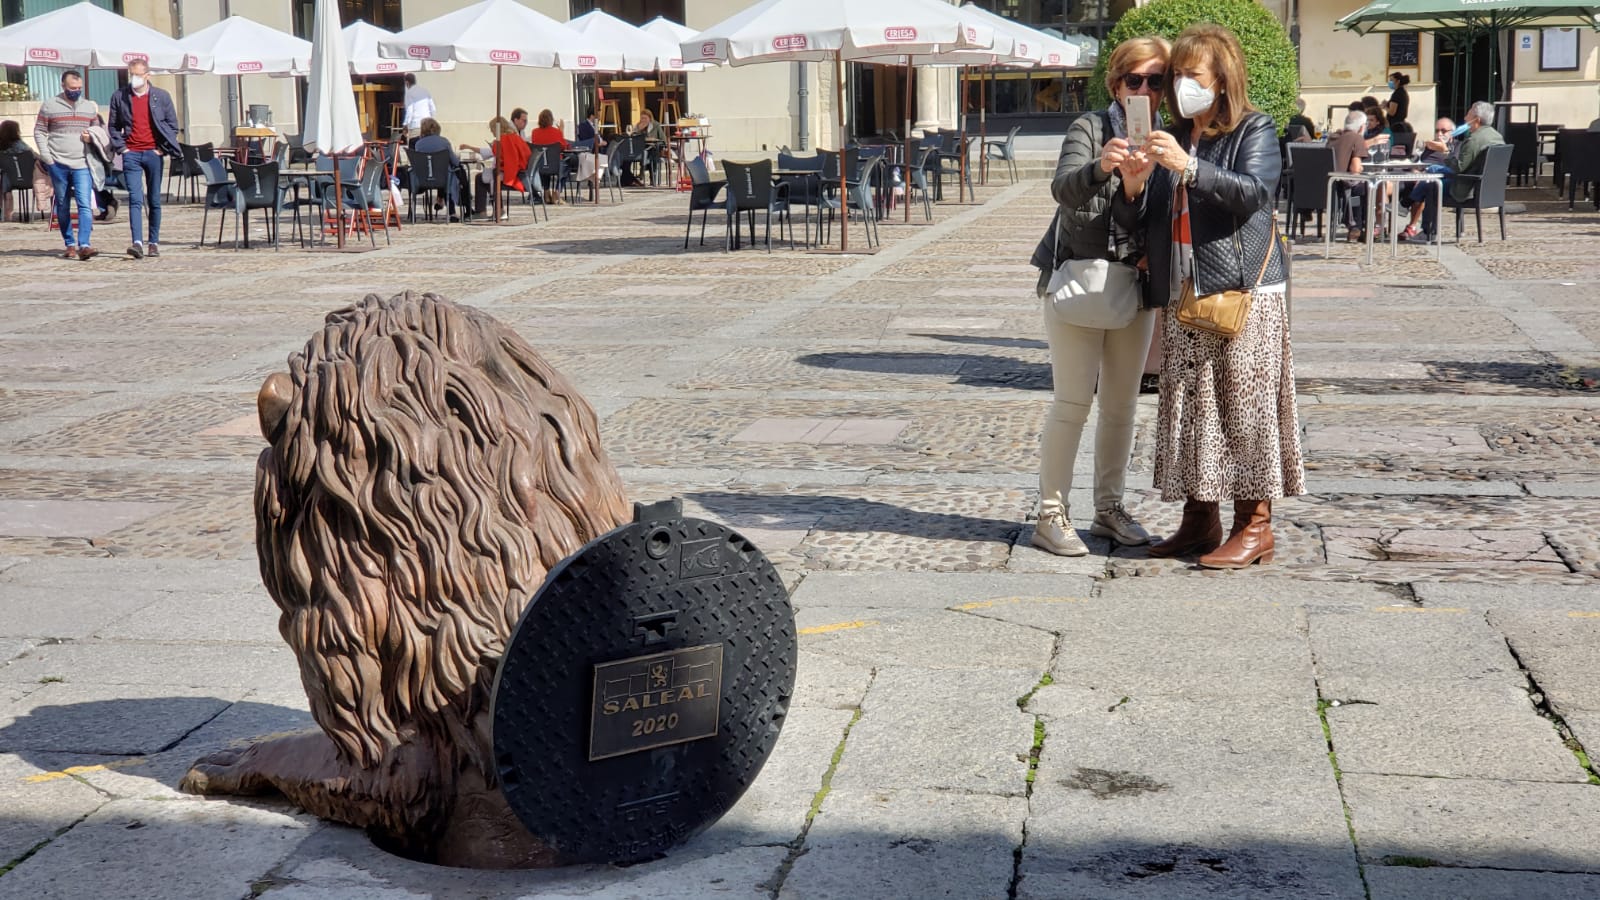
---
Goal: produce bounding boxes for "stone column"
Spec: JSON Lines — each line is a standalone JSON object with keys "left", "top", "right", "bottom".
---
{"left": 914, "top": 65, "right": 940, "bottom": 135}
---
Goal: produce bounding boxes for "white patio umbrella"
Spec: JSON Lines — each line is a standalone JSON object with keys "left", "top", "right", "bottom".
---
{"left": 303, "top": 0, "right": 364, "bottom": 247}
{"left": 955, "top": 5, "right": 1082, "bottom": 188}
{"left": 0, "top": 0, "right": 198, "bottom": 70}
{"left": 179, "top": 16, "right": 312, "bottom": 76}
{"left": 379, "top": 0, "right": 622, "bottom": 222}
{"left": 570, "top": 10, "right": 703, "bottom": 72}
{"left": 683, "top": 0, "right": 995, "bottom": 251}
{"left": 342, "top": 21, "right": 454, "bottom": 75}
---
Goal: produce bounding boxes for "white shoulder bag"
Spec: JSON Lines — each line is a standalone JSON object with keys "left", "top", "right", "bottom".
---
{"left": 1043, "top": 211, "right": 1140, "bottom": 331}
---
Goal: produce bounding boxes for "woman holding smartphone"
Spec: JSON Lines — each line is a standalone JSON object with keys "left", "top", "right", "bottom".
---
{"left": 1111, "top": 23, "right": 1305, "bottom": 568}
{"left": 1026, "top": 36, "right": 1169, "bottom": 556}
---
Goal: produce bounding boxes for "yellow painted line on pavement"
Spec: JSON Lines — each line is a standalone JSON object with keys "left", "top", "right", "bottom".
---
{"left": 1569, "top": 612, "right": 1600, "bottom": 619}
{"left": 24, "top": 758, "right": 146, "bottom": 784}
{"left": 953, "top": 596, "right": 1089, "bottom": 611}
{"left": 1372, "top": 605, "right": 1467, "bottom": 614}
{"left": 799, "top": 620, "right": 877, "bottom": 636}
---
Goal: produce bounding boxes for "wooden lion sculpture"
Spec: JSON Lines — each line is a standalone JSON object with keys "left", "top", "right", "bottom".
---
{"left": 181, "top": 291, "right": 630, "bottom": 868}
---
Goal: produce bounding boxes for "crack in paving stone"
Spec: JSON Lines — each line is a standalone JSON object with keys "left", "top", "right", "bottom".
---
{"left": 0, "top": 808, "right": 98, "bottom": 880}
{"left": 765, "top": 672, "right": 873, "bottom": 899}
{"left": 1009, "top": 637, "right": 1061, "bottom": 900}
{"left": 1502, "top": 635, "right": 1600, "bottom": 785}
{"left": 1316, "top": 692, "right": 1374, "bottom": 899}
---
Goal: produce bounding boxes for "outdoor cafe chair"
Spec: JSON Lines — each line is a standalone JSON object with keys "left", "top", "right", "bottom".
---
{"left": 528, "top": 144, "right": 566, "bottom": 222}
{"left": 907, "top": 147, "right": 936, "bottom": 222}
{"left": 0, "top": 148, "right": 38, "bottom": 223}
{"left": 320, "top": 155, "right": 387, "bottom": 247}
{"left": 170, "top": 141, "right": 212, "bottom": 203}
{"left": 225, "top": 159, "right": 285, "bottom": 251}
{"left": 1445, "top": 143, "right": 1512, "bottom": 241}
{"left": 983, "top": 124, "right": 1022, "bottom": 185}
{"left": 820, "top": 149, "right": 880, "bottom": 249}
{"left": 1286, "top": 143, "right": 1337, "bottom": 240}
{"left": 1556, "top": 131, "right": 1600, "bottom": 211}
{"left": 683, "top": 155, "right": 726, "bottom": 248}
{"left": 935, "top": 131, "right": 975, "bottom": 202}
{"left": 404, "top": 147, "right": 456, "bottom": 223}
{"left": 722, "top": 159, "right": 793, "bottom": 253}
{"left": 611, "top": 135, "right": 649, "bottom": 195}
{"left": 777, "top": 150, "right": 824, "bottom": 246}
{"left": 197, "top": 157, "right": 235, "bottom": 247}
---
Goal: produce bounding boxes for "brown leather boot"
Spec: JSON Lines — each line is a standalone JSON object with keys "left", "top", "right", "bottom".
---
{"left": 1198, "top": 500, "right": 1275, "bottom": 569}
{"left": 1147, "top": 499, "right": 1223, "bottom": 558}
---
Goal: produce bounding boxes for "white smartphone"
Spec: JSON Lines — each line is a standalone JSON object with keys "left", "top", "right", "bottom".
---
{"left": 1125, "top": 95, "right": 1151, "bottom": 148}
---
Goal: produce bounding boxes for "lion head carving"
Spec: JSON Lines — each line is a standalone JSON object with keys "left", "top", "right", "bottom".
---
{"left": 184, "top": 291, "right": 629, "bottom": 867}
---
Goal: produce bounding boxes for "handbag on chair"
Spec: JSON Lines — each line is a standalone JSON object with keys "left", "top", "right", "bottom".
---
{"left": 1175, "top": 219, "right": 1279, "bottom": 339}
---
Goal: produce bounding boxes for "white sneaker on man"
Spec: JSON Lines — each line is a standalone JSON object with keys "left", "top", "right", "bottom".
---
{"left": 1031, "top": 510, "right": 1088, "bottom": 557}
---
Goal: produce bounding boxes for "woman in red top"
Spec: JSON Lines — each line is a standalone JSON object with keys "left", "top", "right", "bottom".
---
{"left": 527, "top": 109, "right": 568, "bottom": 204}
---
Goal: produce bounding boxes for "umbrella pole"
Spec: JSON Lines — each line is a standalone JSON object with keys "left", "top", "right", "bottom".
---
{"left": 978, "top": 66, "right": 988, "bottom": 185}
{"left": 335, "top": 156, "right": 345, "bottom": 249}
{"left": 958, "top": 66, "right": 970, "bottom": 202}
{"left": 904, "top": 62, "right": 913, "bottom": 223}
{"left": 838, "top": 52, "right": 848, "bottom": 252}
{"left": 495, "top": 65, "right": 503, "bottom": 225}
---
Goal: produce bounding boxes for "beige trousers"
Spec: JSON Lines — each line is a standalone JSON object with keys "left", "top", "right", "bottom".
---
{"left": 1038, "top": 302, "right": 1156, "bottom": 517}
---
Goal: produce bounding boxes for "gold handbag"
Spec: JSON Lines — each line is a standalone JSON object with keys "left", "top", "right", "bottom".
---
{"left": 1176, "top": 220, "right": 1278, "bottom": 339}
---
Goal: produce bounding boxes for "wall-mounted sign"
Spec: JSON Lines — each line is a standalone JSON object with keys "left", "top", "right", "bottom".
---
{"left": 1387, "top": 31, "right": 1420, "bottom": 68}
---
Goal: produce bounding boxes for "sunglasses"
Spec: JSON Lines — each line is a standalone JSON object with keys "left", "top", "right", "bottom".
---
{"left": 1120, "top": 72, "right": 1165, "bottom": 91}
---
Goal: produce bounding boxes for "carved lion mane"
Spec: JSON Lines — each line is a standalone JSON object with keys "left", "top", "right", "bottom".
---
{"left": 182, "top": 291, "right": 629, "bottom": 867}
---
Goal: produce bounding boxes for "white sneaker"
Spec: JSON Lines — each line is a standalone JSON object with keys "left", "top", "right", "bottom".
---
{"left": 1090, "top": 501, "right": 1152, "bottom": 546}
{"left": 1031, "top": 510, "right": 1088, "bottom": 557}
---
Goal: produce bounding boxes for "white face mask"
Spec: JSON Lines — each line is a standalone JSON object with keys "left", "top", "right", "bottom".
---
{"left": 1174, "top": 76, "right": 1216, "bottom": 119}
{"left": 129, "top": 74, "right": 147, "bottom": 91}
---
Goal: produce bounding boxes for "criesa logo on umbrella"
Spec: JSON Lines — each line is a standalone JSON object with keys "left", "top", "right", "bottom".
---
{"left": 237, "top": 61, "right": 263, "bottom": 72}
{"left": 407, "top": 45, "right": 431, "bottom": 58}
{"left": 884, "top": 27, "right": 918, "bottom": 42}
{"left": 577, "top": 54, "right": 597, "bottom": 67}
{"left": 122, "top": 52, "right": 148, "bottom": 64}
{"left": 700, "top": 40, "right": 716, "bottom": 58}
{"left": 376, "top": 62, "right": 397, "bottom": 72}
{"left": 27, "top": 48, "right": 60, "bottom": 62}
{"left": 772, "top": 34, "right": 808, "bottom": 51}
{"left": 1017, "top": 42, "right": 1029, "bottom": 55}
{"left": 490, "top": 49, "right": 520, "bottom": 62}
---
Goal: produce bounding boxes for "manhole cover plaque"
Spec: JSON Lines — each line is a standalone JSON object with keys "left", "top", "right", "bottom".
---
{"left": 491, "top": 499, "right": 796, "bottom": 864}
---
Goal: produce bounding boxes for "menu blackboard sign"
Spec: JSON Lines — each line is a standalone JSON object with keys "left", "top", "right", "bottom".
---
{"left": 1388, "top": 32, "right": 1420, "bottom": 68}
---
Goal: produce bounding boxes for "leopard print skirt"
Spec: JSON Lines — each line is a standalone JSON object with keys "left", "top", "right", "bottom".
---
{"left": 1154, "top": 285, "right": 1307, "bottom": 502}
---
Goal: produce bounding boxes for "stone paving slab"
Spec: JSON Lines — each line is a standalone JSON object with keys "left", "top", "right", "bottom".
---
{"left": 1307, "top": 609, "right": 1527, "bottom": 696}
{"left": 1342, "top": 773, "right": 1600, "bottom": 873}
{"left": 1365, "top": 866, "right": 1600, "bottom": 900}
{"left": 0, "top": 797, "right": 320, "bottom": 900}
{"left": 1413, "top": 582, "right": 1600, "bottom": 611}
{"left": 795, "top": 609, "right": 1053, "bottom": 672}
{"left": 0, "top": 640, "right": 300, "bottom": 692}
{"left": 831, "top": 667, "right": 1036, "bottom": 796}
{"left": 1490, "top": 609, "right": 1600, "bottom": 714}
{"left": 0, "top": 585, "right": 174, "bottom": 640}
{"left": 1323, "top": 680, "right": 1585, "bottom": 782}
{"left": 790, "top": 572, "right": 1094, "bottom": 610}
{"left": 781, "top": 790, "right": 1025, "bottom": 900}
{"left": 0, "top": 682, "right": 247, "bottom": 756}
{"left": 0, "top": 752, "right": 107, "bottom": 874}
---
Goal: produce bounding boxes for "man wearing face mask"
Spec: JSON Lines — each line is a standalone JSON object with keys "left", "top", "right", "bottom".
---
{"left": 108, "top": 58, "right": 182, "bottom": 259}
{"left": 34, "top": 70, "right": 101, "bottom": 260}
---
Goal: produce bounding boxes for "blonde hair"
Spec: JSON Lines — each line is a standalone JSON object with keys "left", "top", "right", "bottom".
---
{"left": 1166, "top": 23, "right": 1256, "bottom": 138}
{"left": 1104, "top": 36, "right": 1170, "bottom": 99}
{"left": 489, "top": 116, "right": 514, "bottom": 138}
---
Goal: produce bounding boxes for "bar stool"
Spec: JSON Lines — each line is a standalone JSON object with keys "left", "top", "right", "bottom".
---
{"left": 659, "top": 99, "right": 683, "bottom": 126}
{"left": 598, "top": 100, "right": 622, "bottom": 131}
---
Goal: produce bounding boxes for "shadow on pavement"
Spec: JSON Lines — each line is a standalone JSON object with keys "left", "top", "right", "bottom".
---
{"left": 686, "top": 490, "right": 1024, "bottom": 544}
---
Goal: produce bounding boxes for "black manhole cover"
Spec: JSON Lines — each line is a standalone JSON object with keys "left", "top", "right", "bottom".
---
{"left": 491, "top": 498, "right": 796, "bottom": 864}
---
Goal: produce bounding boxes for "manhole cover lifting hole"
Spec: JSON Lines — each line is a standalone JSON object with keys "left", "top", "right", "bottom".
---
{"left": 491, "top": 499, "right": 796, "bottom": 864}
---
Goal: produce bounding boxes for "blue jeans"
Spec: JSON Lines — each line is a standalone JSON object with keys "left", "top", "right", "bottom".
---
{"left": 1409, "top": 168, "right": 1453, "bottom": 236}
{"left": 123, "top": 149, "right": 164, "bottom": 245}
{"left": 49, "top": 162, "right": 94, "bottom": 248}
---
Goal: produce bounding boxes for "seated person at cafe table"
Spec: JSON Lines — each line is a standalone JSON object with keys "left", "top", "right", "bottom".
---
{"left": 527, "top": 109, "right": 570, "bottom": 205}
{"left": 625, "top": 108, "right": 671, "bottom": 186}
{"left": 1331, "top": 110, "right": 1371, "bottom": 243}
{"left": 1404, "top": 101, "right": 1502, "bottom": 243}
{"left": 461, "top": 115, "right": 529, "bottom": 219}
{"left": 413, "top": 117, "right": 468, "bottom": 221}
{"left": 576, "top": 108, "right": 607, "bottom": 150}
{"left": 1398, "top": 117, "right": 1453, "bottom": 240}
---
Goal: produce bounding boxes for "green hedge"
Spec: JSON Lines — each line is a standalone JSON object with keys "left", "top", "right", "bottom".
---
{"left": 1087, "top": 0, "right": 1299, "bottom": 134}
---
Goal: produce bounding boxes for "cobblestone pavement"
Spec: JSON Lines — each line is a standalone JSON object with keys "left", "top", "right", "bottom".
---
{"left": 2, "top": 176, "right": 1599, "bottom": 899}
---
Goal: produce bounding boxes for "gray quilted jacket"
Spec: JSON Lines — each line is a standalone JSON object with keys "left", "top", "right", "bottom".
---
{"left": 1029, "top": 110, "right": 1142, "bottom": 273}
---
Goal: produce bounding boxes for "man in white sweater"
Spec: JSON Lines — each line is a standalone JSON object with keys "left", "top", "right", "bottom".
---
{"left": 34, "top": 70, "right": 100, "bottom": 260}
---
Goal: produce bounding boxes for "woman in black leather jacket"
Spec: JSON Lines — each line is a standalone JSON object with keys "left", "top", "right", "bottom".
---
{"left": 1112, "top": 23, "right": 1305, "bottom": 569}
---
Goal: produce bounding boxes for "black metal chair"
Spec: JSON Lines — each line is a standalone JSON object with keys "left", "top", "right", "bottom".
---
{"left": 907, "top": 147, "right": 936, "bottom": 222}
{"left": 1504, "top": 122, "right": 1538, "bottom": 187}
{"left": 198, "top": 157, "right": 235, "bottom": 246}
{"left": 611, "top": 135, "right": 648, "bottom": 194}
{"left": 0, "top": 148, "right": 38, "bottom": 223}
{"left": 935, "top": 131, "right": 975, "bottom": 202}
{"left": 405, "top": 147, "right": 455, "bottom": 223}
{"left": 528, "top": 143, "right": 564, "bottom": 222}
{"left": 777, "top": 150, "right": 825, "bottom": 246}
{"left": 170, "top": 141, "right": 211, "bottom": 203}
{"left": 1445, "top": 143, "right": 1512, "bottom": 242}
{"left": 1286, "top": 143, "right": 1336, "bottom": 240}
{"left": 983, "top": 124, "right": 1022, "bottom": 184}
{"left": 225, "top": 159, "right": 283, "bottom": 250}
{"left": 683, "top": 156, "right": 725, "bottom": 248}
{"left": 722, "top": 159, "right": 792, "bottom": 252}
{"left": 820, "top": 149, "right": 881, "bottom": 248}
{"left": 1557, "top": 131, "right": 1600, "bottom": 212}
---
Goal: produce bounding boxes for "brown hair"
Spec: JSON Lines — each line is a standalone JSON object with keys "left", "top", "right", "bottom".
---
{"left": 537, "top": 108, "right": 554, "bottom": 129}
{"left": 0, "top": 119, "right": 19, "bottom": 151}
{"left": 419, "top": 117, "right": 441, "bottom": 138}
{"left": 1167, "top": 23, "right": 1255, "bottom": 138}
{"left": 1365, "top": 105, "right": 1388, "bottom": 131}
{"left": 1104, "top": 36, "right": 1171, "bottom": 99}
